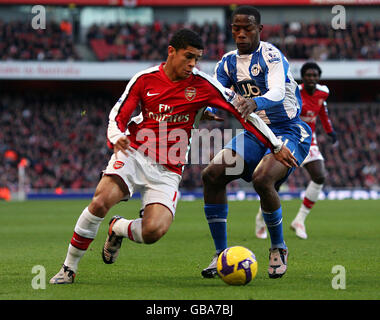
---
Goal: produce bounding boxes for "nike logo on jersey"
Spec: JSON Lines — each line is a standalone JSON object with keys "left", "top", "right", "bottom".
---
{"left": 147, "top": 91, "right": 160, "bottom": 96}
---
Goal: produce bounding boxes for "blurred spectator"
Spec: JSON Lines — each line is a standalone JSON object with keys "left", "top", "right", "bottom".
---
{"left": 60, "top": 20, "right": 73, "bottom": 37}
{"left": 4, "top": 149, "right": 18, "bottom": 163}
{"left": 0, "top": 187, "right": 11, "bottom": 201}
{"left": 0, "top": 177, "right": 11, "bottom": 201}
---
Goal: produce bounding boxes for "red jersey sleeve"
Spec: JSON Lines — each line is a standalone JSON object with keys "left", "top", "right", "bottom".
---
{"left": 107, "top": 74, "right": 143, "bottom": 146}
{"left": 319, "top": 101, "right": 334, "bottom": 134}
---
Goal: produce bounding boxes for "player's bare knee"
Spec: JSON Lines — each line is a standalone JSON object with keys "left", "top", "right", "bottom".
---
{"left": 312, "top": 175, "right": 325, "bottom": 185}
{"left": 142, "top": 224, "right": 166, "bottom": 244}
{"left": 202, "top": 165, "right": 224, "bottom": 186}
{"left": 252, "top": 170, "right": 273, "bottom": 193}
{"left": 89, "top": 197, "right": 110, "bottom": 217}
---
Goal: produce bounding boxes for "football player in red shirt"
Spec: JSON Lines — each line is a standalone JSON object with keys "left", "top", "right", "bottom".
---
{"left": 49, "top": 28, "right": 297, "bottom": 284}
{"left": 290, "top": 62, "right": 338, "bottom": 239}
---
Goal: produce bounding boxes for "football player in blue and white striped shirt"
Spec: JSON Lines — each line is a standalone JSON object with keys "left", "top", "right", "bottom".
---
{"left": 201, "top": 6, "right": 312, "bottom": 279}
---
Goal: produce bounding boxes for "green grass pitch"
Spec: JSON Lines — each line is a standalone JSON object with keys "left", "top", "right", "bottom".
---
{"left": 0, "top": 199, "right": 379, "bottom": 300}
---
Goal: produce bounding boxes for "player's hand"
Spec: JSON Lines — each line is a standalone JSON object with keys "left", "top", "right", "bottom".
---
{"left": 273, "top": 145, "right": 298, "bottom": 168}
{"left": 200, "top": 109, "right": 224, "bottom": 122}
{"left": 234, "top": 94, "right": 257, "bottom": 121}
{"left": 114, "top": 135, "right": 132, "bottom": 159}
{"left": 328, "top": 131, "right": 339, "bottom": 147}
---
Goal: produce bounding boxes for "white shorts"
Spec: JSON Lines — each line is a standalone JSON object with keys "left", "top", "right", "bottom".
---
{"left": 301, "top": 145, "right": 324, "bottom": 167}
{"left": 103, "top": 149, "right": 181, "bottom": 216}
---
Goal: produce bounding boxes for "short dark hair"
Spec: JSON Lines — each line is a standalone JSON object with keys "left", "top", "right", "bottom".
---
{"left": 231, "top": 6, "right": 261, "bottom": 25}
{"left": 169, "top": 28, "right": 204, "bottom": 51}
{"left": 301, "top": 62, "right": 322, "bottom": 77}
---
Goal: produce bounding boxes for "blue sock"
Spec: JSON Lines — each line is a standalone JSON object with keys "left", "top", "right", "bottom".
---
{"left": 204, "top": 204, "right": 228, "bottom": 254}
{"left": 262, "top": 206, "right": 287, "bottom": 249}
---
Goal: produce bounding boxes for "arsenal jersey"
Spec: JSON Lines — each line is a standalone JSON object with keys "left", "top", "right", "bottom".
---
{"left": 107, "top": 63, "right": 282, "bottom": 175}
{"left": 299, "top": 83, "right": 333, "bottom": 146}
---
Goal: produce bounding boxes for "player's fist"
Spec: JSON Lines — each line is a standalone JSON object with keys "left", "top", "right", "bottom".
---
{"left": 328, "top": 131, "right": 338, "bottom": 146}
{"left": 114, "top": 135, "right": 132, "bottom": 159}
{"left": 233, "top": 94, "right": 257, "bottom": 120}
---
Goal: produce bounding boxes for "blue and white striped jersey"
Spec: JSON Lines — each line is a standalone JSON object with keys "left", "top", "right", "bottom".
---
{"left": 214, "top": 41, "right": 302, "bottom": 127}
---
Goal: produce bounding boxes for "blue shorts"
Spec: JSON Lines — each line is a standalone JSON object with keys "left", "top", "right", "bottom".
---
{"left": 224, "top": 121, "right": 312, "bottom": 185}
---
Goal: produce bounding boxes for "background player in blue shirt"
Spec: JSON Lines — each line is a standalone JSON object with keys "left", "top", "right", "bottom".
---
{"left": 201, "top": 6, "right": 312, "bottom": 279}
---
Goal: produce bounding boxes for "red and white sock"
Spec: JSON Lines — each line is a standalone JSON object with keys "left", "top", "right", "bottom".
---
{"left": 63, "top": 207, "right": 104, "bottom": 272}
{"left": 295, "top": 181, "right": 323, "bottom": 223}
{"left": 112, "top": 218, "right": 144, "bottom": 243}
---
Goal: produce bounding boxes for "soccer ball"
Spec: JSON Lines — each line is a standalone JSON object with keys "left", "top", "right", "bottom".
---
{"left": 217, "top": 246, "right": 258, "bottom": 285}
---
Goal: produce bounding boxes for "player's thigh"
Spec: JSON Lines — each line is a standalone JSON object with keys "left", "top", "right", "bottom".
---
{"left": 140, "top": 163, "right": 181, "bottom": 216}
{"left": 203, "top": 148, "right": 246, "bottom": 185}
{"left": 304, "top": 159, "right": 326, "bottom": 183}
{"left": 253, "top": 153, "right": 290, "bottom": 187}
{"left": 142, "top": 203, "right": 173, "bottom": 237}
{"left": 258, "top": 125, "right": 311, "bottom": 188}
{"left": 89, "top": 174, "right": 130, "bottom": 217}
{"left": 223, "top": 130, "right": 267, "bottom": 183}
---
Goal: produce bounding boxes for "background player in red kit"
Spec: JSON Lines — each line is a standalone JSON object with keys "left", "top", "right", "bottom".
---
{"left": 290, "top": 62, "right": 338, "bottom": 239}
{"left": 49, "top": 28, "right": 297, "bottom": 284}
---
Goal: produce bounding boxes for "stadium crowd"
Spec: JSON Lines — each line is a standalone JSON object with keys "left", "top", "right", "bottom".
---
{"left": 0, "top": 20, "right": 79, "bottom": 61}
{"left": 0, "top": 93, "right": 110, "bottom": 192}
{"left": 1, "top": 19, "right": 379, "bottom": 61}
{"left": 1, "top": 93, "right": 379, "bottom": 194}
{"left": 86, "top": 21, "right": 226, "bottom": 61}
{"left": 261, "top": 20, "right": 380, "bottom": 60}
{"left": 87, "top": 20, "right": 380, "bottom": 61}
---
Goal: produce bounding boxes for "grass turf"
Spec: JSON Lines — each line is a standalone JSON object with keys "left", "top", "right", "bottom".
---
{"left": 0, "top": 199, "right": 379, "bottom": 300}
